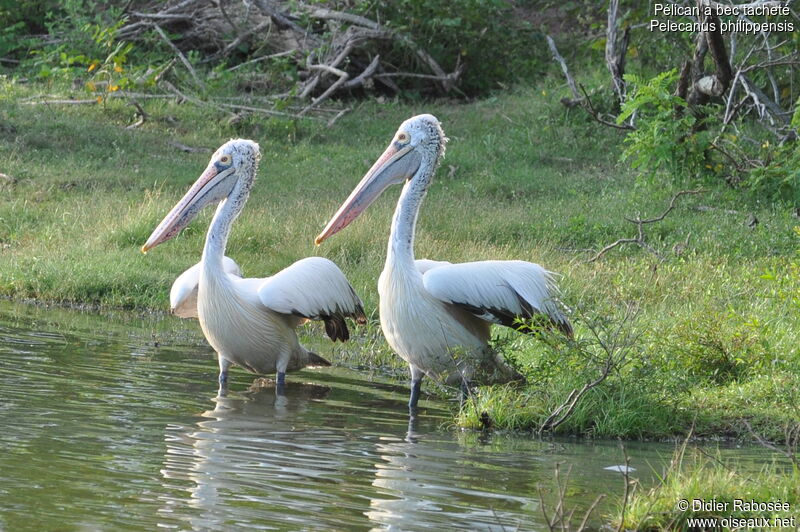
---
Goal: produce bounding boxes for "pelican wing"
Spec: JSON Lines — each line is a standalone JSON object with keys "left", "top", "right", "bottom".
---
{"left": 257, "top": 257, "right": 366, "bottom": 341}
{"left": 422, "top": 260, "right": 572, "bottom": 336}
{"left": 170, "top": 256, "right": 242, "bottom": 318}
{"left": 414, "top": 258, "right": 452, "bottom": 274}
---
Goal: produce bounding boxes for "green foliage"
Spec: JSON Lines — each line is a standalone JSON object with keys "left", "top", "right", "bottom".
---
{"left": 619, "top": 70, "right": 718, "bottom": 182}
{"left": 0, "top": 0, "right": 59, "bottom": 60}
{"left": 30, "top": 1, "right": 122, "bottom": 75}
{"left": 350, "top": 0, "right": 543, "bottom": 95}
{"left": 656, "top": 311, "right": 771, "bottom": 386}
{"left": 744, "top": 101, "right": 800, "bottom": 203}
{"left": 618, "top": 448, "right": 799, "bottom": 530}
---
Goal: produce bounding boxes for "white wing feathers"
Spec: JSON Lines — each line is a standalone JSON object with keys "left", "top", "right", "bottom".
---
{"left": 414, "top": 258, "right": 452, "bottom": 274}
{"left": 258, "top": 257, "right": 366, "bottom": 341}
{"left": 421, "top": 260, "right": 572, "bottom": 335}
{"left": 170, "top": 256, "right": 242, "bottom": 318}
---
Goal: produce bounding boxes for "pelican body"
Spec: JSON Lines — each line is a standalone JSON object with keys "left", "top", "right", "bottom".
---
{"left": 143, "top": 139, "right": 365, "bottom": 388}
{"left": 316, "top": 115, "right": 571, "bottom": 408}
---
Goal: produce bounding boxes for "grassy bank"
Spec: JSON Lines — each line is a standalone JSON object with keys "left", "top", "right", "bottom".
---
{"left": 1, "top": 76, "right": 798, "bottom": 444}
{"left": 614, "top": 447, "right": 799, "bottom": 530}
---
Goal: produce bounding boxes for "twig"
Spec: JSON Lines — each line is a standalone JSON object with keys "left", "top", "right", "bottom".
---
{"left": 22, "top": 93, "right": 174, "bottom": 105}
{"left": 125, "top": 100, "right": 147, "bottom": 129}
{"left": 578, "top": 84, "right": 635, "bottom": 130}
{"left": 587, "top": 189, "right": 704, "bottom": 263}
{"left": 743, "top": 420, "right": 799, "bottom": 467}
{"left": 326, "top": 107, "right": 351, "bottom": 127}
{"left": 741, "top": 74, "right": 792, "bottom": 125}
{"left": 538, "top": 462, "right": 601, "bottom": 532}
{"left": 209, "top": 20, "right": 271, "bottom": 62}
{"left": 616, "top": 444, "right": 632, "bottom": 532}
{"left": 299, "top": 64, "right": 349, "bottom": 116}
{"left": 341, "top": 54, "right": 381, "bottom": 89}
{"left": 151, "top": 23, "right": 205, "bottom": 90}
{"left": 130, "top": 12, "right": 192, "bottom": 22}
{"left": 226, "top": 50, "right": 296, "bottom": 72}
{"left": 169, "top": 140, "right": 210, "bottom": 153}
{"left": 217, "top": 101, "right": 304, "bottom": 119}
{"left": 161, "top": 80, "right": 238, "bottom": 121}
{"left": 22, "top": 99, "right": 98, "bottom": 105}
{"left": 252, "top": 0, "right": 320, "bottom": 44}
{"left": 539, "top": 304, "right": 642, "bottom": 435}
{"left": 578, "top": 495, "right": 605, "bottom": 532}
{"left": 693, "top": 205, "right": 740, "bottom": 215}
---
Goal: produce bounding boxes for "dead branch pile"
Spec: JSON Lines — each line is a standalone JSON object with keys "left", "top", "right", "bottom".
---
{"left": 108, "top": 0, "right": 461, "bottom": 121}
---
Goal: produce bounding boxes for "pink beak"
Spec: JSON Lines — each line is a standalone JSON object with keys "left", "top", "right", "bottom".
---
{"left": 315, "top": 143, "right": 420, "bottom": 245}
{"left": 141, "top": 165, "right": 221, "bottom": 253}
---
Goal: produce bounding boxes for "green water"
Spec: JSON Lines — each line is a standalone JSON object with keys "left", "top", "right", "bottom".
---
{"left": 0, "top": 300, "right": 774, "bottom": 531}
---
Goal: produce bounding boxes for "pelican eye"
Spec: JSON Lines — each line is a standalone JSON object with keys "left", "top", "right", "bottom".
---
{"left": 396, "top": 132, "right": 409, "bottom": 144}
{"left": 219, "top": 154, "right": 232, "bottom": 165}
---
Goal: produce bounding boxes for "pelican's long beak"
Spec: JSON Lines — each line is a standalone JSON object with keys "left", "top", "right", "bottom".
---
{"left": 142, "top": 165, "right": 223, "bottom": 253}
{"left": 315, "top": 143, "right": 421, "bottom": 245}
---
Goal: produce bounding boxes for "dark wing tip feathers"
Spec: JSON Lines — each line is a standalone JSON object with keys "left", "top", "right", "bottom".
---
{"left": 354, "top": 303, "right": 367, "bottom": 325}
{"left": 454, "top": 284, "right": 573, "bottom": 338}
{"left": 307, "top": 351, "right": 332, "bottom": 367}
{"left": 557, "top": 318, "right": 574, "bottom": 338}
{"left": 323, "top": 314, "right": 350, "bottom": 342}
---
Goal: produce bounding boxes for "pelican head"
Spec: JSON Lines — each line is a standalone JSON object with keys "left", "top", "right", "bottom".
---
{"left": 142, "top": 139, "right": 261, "bottom": 253}
{"left": 315, "top": 114, "right": 446, "bottom": 245}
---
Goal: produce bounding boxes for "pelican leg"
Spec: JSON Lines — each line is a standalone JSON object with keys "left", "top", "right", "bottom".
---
{"left": 217, "top": 357, "right": 231, "bottom": 396}
{"left": 408, "top": 365, "right": 425, "bottom": 411}
{"left": 218, "top": 356, "right": 232, "bottom": 385}
{"left": 276, "top": 371, "right": 286, "bottom": 394}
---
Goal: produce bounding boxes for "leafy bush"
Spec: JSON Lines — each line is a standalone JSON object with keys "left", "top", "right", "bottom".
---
{"left": 657, "top": 311, "right": 771, "bottom": 386}
{"left": 329, "top": 0, "right": 543, "bottom": 95}
{"left": 618, "top": 70, "right": 719, "bottom": 183}
{"left": 0, "top": 0, "right": 59, "bottom": 61}
{"left": 744, "top": 101, "right": 800, "bottom": 203}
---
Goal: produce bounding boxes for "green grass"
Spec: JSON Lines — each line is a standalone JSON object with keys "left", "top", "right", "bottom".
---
{"left": 615, "top": 447, "right": 799, "bottom": 530}
{"left": 1, "top": 76, "right": 798, "bottom": 444}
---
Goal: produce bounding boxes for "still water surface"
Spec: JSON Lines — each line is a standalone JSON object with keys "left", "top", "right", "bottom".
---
{"left": 0, "top": 300, "right": 772, "bottom": 530}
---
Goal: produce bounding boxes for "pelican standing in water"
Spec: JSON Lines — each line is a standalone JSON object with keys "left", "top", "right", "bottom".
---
{"left": 315, "top": 115, "right": 571, "bottom": 409}
{"left": 143, "top": 139, "right": 365, "bottom": 390}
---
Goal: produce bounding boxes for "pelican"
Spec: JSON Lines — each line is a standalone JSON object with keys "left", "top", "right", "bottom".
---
{"left": 315, "top": 115, "right": 571, "bottom": 409}
{"left": 142, "top": 139, "right": 365, "bottom": 389}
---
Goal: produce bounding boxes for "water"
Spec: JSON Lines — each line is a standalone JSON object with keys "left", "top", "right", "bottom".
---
{"left": 0, "top": 300, "right": 774, "bottom": 531}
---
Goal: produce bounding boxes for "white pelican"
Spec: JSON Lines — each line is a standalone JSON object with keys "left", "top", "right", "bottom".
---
{"left": 142, "top": 139, "right": 365, "bottom": 389}
{"left": 315, "top": 115, "right": 572, "bottom": 408}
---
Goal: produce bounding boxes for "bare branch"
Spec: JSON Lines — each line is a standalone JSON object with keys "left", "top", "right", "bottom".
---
{"left": 742, "top": 420, "right": 799, "bottom": 468}
{"left": 578, "top": 85, "right": 635, "bottom": 130}
{"left": 587, "top": 189, "right": 704, "bottom": 263}
{"left": 209, "top": 20, "right": 271, "bottom": 62}
{"left": 341, "top": 55, "right": 381, "bottom": 89}
{"left": 226, "top": 50, "right": 297, "bottom": 72}
{"left": 538, "top": 304, "right": 643, "bottom": 435}
{"left": 741, "top": 74, "right": 792, "bottom": 125}
{"left": 606, "top": 0, "right": 628, "bottom": 105}
{"left": 151, "top": 23, "right": 205, "bottom": 90}
{"left": 546, "top": 35, "right": 581, "bottom": 103}
{"left": 300, "top": 64, "right": 349, "bottom": 116}
{"left": 326, "top": 107, "right": 351, "bottom": 127}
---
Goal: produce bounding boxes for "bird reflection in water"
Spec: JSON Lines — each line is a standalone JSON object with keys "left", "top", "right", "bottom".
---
{"left": 158, "top": 379, "right": 333, "bottom": 530}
